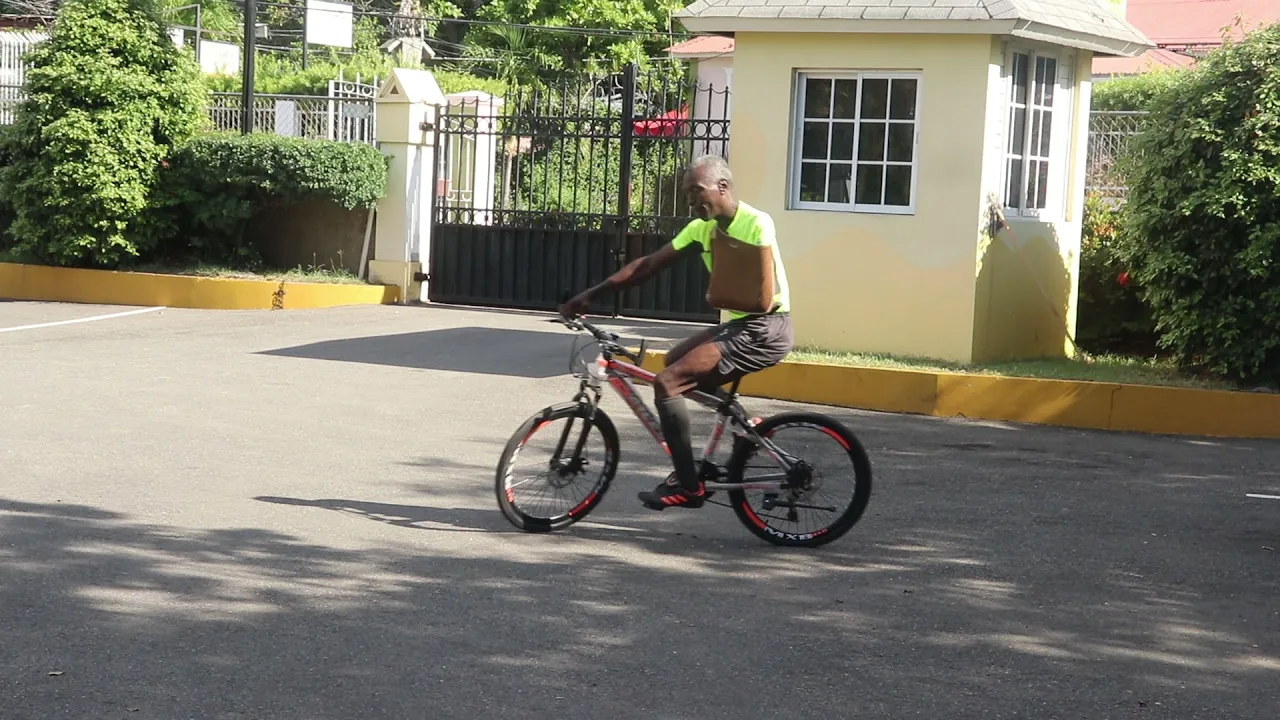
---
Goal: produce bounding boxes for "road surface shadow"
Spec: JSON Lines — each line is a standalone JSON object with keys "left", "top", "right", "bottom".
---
{"left": 2, "top": 496, "right": 1278, "bottom": 719}
{"left": 258, "top": 326, "right": 591, "bottom": 379}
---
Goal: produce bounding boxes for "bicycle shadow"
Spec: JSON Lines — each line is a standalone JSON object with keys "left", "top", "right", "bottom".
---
{"left": 251, "top": 494, "right": 747, "bottom": 551}
{"left": 254, "top": 496, "right": 516, "bottom": 534}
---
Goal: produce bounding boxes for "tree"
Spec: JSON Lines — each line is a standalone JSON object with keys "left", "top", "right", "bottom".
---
{"left": 1114, "top": 24, "right": 1280, "bottom": 386}
{"left": 0, "top": 0, "right": 207, "bottom": 267}
{"left": 471, "top": 0, "right": 685, "bottom": 74}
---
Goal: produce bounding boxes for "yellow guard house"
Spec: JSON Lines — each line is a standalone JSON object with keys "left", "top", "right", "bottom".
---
{"left": 674, "top": 0, "right": 1152, "bottom": 363}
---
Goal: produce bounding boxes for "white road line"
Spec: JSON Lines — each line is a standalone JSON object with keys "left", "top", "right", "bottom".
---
{"left": 1246, "top": 494, "right": 1280, "bottom": 500}
{"left": 0, "top": 306, "right": 166, "bottom": 334}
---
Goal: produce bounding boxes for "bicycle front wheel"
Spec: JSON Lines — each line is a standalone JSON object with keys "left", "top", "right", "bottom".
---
{"left": 495, "top": 402, "right": 619, "bottom": 532}
{"left": 725, "top": 412, "right": 872, "bottom": 548}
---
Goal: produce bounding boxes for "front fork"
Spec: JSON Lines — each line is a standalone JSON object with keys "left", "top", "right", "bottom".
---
{"left": 552, "top": 381, "right": 603, "bottom": 473}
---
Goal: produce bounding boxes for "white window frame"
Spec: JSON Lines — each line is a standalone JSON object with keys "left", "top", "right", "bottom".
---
{"left": 788, "top": 70, "right": 924, "bottom": 216}
{"left": 1000, "top": 44, "right": 1074, "bottom": 220}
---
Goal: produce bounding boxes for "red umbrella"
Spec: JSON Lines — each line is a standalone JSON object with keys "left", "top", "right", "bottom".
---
{"left": 633, "top": 106, "right": 689, "bottom": 137}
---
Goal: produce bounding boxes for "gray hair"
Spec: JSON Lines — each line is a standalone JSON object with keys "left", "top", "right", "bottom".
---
{"left": 687, "top": 154, "right": 733, "bottom": 188}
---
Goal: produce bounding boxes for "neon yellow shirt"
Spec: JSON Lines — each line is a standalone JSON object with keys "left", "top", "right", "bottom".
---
{"left": 669, "top": 200, "right": 791, "bottom": 320}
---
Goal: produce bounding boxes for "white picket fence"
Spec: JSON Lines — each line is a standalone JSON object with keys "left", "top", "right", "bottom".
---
{"left": 0, "top": 31, "right": 377, "bottom": 144}
{"left": 0, "top": 30, "right": 46, "bottom": 125}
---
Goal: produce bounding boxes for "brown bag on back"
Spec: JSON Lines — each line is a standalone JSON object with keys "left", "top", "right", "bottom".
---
{"left": 705, "top": 226, "right": 776, "bottom": 314}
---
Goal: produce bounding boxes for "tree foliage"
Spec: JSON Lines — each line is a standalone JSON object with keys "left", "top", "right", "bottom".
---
{"left": 0, "top": 0, "right": 207, "bottom": 268}
{"left": 1114, "top": 25, "right": 1280, "bottom": 386}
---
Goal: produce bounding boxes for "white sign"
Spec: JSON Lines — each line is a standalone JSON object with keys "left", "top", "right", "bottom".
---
{"left": 305, "top": 0, "right": 354, "bottom": 49}
{"left": 169, "top": 27, "right": 185, "bottom": 49}
{"left": 199, "top": 40, "right": 240, "bottom": 76}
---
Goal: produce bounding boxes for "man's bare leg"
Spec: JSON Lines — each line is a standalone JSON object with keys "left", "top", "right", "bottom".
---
{"left": 640, "top": 338, "right": 745, "bottom": 510}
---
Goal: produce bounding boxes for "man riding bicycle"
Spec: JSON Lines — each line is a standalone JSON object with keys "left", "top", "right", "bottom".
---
{"left": 558, "top": 154, "right": 793, "bottom": 511}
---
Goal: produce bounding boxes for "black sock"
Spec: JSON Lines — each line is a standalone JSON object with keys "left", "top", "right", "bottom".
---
{"left": 657, "top": 396, "right": 699, "bottom": 492}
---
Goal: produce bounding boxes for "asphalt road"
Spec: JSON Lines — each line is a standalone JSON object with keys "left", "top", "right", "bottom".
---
{"left": 1, "top": 300, "right": 1277, "bottom": 720}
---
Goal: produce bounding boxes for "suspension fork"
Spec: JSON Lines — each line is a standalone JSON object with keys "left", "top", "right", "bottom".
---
{"left": 552, "top": 382, "right": 602, "bottom": 467}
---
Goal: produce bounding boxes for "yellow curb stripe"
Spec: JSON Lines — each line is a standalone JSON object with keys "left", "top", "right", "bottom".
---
{"left": 0, "top": 262, "right": 399, "bottom": 310}
{"left": 640, "top": 349, "right": 1280, "bottom": 441}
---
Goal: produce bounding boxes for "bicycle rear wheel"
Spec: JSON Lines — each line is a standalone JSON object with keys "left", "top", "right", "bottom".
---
{"left": 725, "top": 411, "right": 872, "bottom": 548}
{"left": 495, "top": 402, "right": 619, "bottom": 532}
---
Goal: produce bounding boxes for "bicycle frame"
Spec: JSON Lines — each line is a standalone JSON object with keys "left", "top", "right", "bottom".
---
{"left": 568, "top": 349, "right": 798, "bottom": 494}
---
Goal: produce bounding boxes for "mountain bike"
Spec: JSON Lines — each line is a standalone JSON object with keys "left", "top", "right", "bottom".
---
{"left": 493, "top": 315, "right": 873, "bottom": 548}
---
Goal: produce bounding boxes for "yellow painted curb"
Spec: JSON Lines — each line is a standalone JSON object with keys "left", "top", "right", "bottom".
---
{"left": 640, "top": 350, "right": 1280, "bottom": 441}
{"left": 0, "top": 262, "right": 399, "bottom": 310}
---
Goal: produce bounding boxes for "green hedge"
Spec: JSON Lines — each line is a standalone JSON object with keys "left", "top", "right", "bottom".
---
{"left": 1114, "top": 26, "right": 1280, "bottom": 386}
{"left": 1076, "top": 193, "right": 1157, "bottom": 355}
{"left": 1091, "top": 69, "right": 1184, "bottom": 111}
{"left": 146, "top": 133, "right": 388, "bottom": 267}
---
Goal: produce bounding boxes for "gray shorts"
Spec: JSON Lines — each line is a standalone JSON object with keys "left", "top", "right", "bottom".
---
{"left": 711, "top": 312, "right": 794, "bottom": 376}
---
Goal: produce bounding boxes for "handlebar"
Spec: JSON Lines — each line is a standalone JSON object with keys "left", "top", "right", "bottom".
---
{"left": 550, "top": 314, "right": 644, "bottom": 363}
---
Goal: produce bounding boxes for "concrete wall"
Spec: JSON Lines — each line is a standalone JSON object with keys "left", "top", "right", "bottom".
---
{"left": 728, "top": 31, "right": 993, "bottom": 363}
{"left": 972, "top": 44, "right": 1093, "bottom": 362}
{"left": 246, "top": 199, "right": 372, "bottom": 275}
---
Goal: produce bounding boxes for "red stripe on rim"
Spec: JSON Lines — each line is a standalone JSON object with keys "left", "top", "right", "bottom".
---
{"left": 568, "top": 490, "right": 598, "bottom": 517}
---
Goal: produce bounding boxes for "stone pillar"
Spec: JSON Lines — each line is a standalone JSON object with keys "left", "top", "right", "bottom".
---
{"left": 370, "top": 67, "right": 446, "bottom": 303}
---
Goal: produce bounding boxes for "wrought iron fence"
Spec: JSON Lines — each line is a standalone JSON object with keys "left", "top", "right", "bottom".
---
{"left": 430, "top": 62, "right": 731, "bottom": 322}
{"left": 1086, "top": 110, "right": 1148, "bottom": 200}
{"left": 206, "top": 92, "right": 375, "bottom": 144}
{"left": 437, "top": 66, "right": 731, "bottom": 235}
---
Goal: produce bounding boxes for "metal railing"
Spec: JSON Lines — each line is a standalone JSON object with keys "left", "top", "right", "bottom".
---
{"left": 1085, "top": 110, "right": 1148, "bottom": 200}
{"left": 207, "top": 92, "right": 375, "bottom": 145}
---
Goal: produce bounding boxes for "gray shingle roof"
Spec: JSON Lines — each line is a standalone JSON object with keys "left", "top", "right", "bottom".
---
{"left": 674, "top": 0, "right": 1152, "bottom": 55}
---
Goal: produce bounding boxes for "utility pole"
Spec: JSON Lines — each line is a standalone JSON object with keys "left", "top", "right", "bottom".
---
{"left": 240, "top": 0, "right": 258, "bottom": 134}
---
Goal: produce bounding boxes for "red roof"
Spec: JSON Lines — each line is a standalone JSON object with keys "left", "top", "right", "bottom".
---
{"left": 1093, "top": 46, "right": 1199, "bottom": 75}
{"left": 1092, "top": 0, "right": 1280, "bottom": 75}
{"left": 1123, "top": 0, "right": 1280, "bottom": 46}
{"left": 664, "top": 36, "right": 734, "bottom": 57}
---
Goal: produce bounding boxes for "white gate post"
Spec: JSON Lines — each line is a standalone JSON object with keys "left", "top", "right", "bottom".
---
{"left": 370, "top": 68, "right": 444, "bottom": 304}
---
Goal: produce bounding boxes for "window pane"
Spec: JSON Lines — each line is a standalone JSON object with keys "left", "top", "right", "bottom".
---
{"left": 889, "top": 79, "right": 917, "bottom": 120}
{"left": 830, "top": 123, "right": 855, "bottom": 161}
{"left": 887, "top": 123, "right": 914, "bottom": 162}
{"left": 804, "top": 78, "right": 831, "bottom": 119}
{"left": 833, "top": 79, "right": 858, "bottom": 119}
{"left": 1012, "top": 53, "right": 1028, "bottom": 105}
{"left": 802, "top": 121, "right": 829, "bottom": 160}
{"left": 855, "top": 164, "right": 883, "bottom": 205}
{"left": 1035, "top": 160, "right": 1050, "bottom": 209}
{"left": 1005, "top": 157, "right": 1023, "bottom": 208}
{"left": 860, "top": 78, "right": 889, "bottom": 119}
{"left": 1029, "top": 108, "right": 1041, "bottom": 157}
{"left": 858, "top": 122, "right": 886, "bottom": 161}
{"left": 800, "top": 162, "right": 826, "bottom": 203}
{"left": 1008, "top": 105, "right": 1025, "bottom": 154}
{"left": 1039, "top": 111, "right": 1052, "bottom": 156}
{"left": 1024, "top": 159, "right": 1040, "bottom": 209}
{"left": 885, "top": 165, "right": 912, "bottom": 206}
{"left": 828, "top": 164, "right": 852, "bottom": 204}
{"left": 1037, "top": 57, "right": 1057, "bottom": 105}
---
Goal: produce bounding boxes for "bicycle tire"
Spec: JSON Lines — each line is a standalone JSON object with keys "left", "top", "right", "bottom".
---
{"left": 725, "top": 411, "right": 872, "bottom": 548}
{"left": 495, "top": 402, "right": 619, "bottom": 532}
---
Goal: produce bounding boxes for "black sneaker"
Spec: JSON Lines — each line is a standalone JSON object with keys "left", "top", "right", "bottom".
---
{"left": 638, "top": 475, "right": 705, "bottom": 511}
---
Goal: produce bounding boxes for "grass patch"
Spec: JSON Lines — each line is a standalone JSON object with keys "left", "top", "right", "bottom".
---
{"left": 786, "top": 346, "right": 1241, "bottom": 391}
{"left": 128, "top": 262, "right": 369, "bottom": 285}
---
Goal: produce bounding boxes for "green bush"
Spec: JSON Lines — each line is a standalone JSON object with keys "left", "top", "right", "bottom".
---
{"left": 1114, "top": 26, "right": 1280, "bottom": 386}
{"left": 0, "top": 0, "right": 207, "bottom": 268}
{"left": 146, "top": 133, "right": 388, "bottom": 266}
{"left": 1091, "top": 69, "right": 1184, "bottom": 111}
{"left": 1076, "top": 193, "right": 1157, "bottom": 355}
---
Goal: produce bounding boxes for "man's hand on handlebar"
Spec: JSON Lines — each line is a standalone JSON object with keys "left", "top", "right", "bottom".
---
{"left": 558, "top": 291, "right": 591, "bottom": 320}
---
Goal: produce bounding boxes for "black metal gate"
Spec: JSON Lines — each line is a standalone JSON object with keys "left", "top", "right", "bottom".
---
{"left": 428, "top": 63, "right": 730, "bottom": 323}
